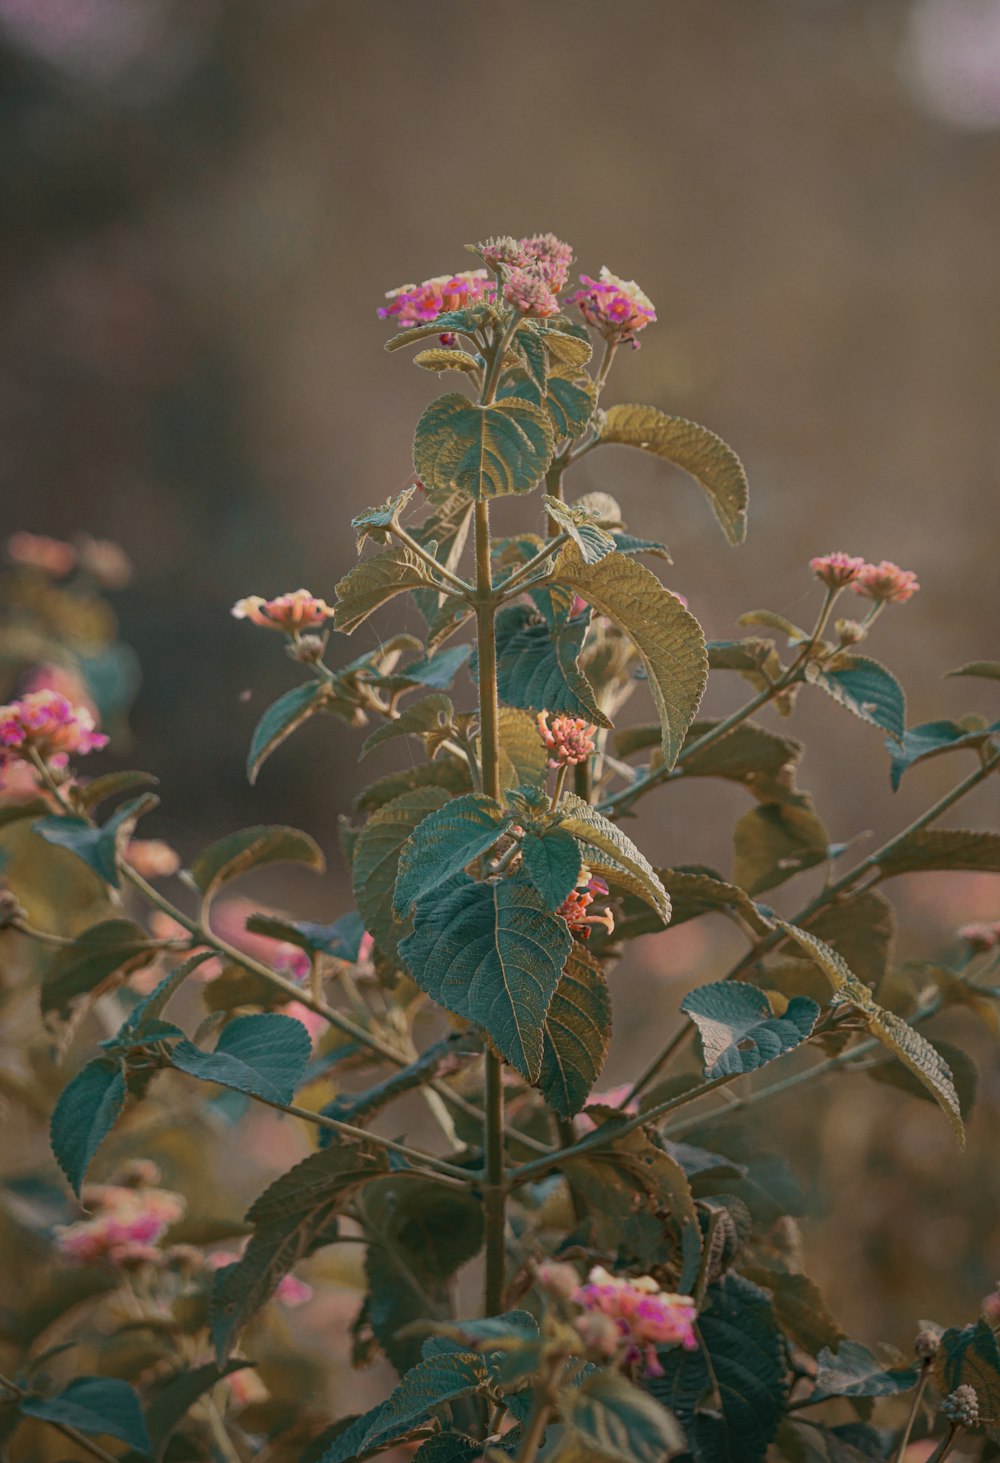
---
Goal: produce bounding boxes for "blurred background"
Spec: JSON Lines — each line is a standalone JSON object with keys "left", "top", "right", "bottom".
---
{"left": 2, "top": 0, "right": 1000, "bottom": 1391}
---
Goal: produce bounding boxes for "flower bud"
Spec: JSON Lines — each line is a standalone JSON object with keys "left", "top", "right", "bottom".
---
{"left": 940, "top": 1383, "right": 979, "bottom": 1426}
{"left": 914, "top": 1327, "right": 941, "bottom": 1360}
{"left": 835, "top": 618, "right": 867, "bottom": 646}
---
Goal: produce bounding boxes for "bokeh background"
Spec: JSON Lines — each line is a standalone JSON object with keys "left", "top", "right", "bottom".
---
{"left": 2, "top": 0, "right": 1000, "bottom": 1393}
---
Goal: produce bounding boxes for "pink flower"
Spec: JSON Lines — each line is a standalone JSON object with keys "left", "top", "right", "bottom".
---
{"left": 566, "top": 267, "right": 656, "bottom": 345}
{"left": 558, "top": 876, "right": 614, "bottom": 941}
{"left": 21, "top": 665, "right": 98, "bottom": 720}
{"left": 519, "top": 233, "right": 574, "bottom": 293}
{"left": 537, "top": 711, "right": 597, "bottom": 768}
{"left": 231, "top": 589, "right": 333, "bottom": 633}
{"left": 124, "top": 839, "right": 181, "bottom": 879}
{"left": 958, "top": 921, "right": 1000, "bottom": 952}
{"left": 377, "top": 270, "right": 494, "bottom": 330}
{"left": 573, "top": 1266, "right": 698, "bottom": 1377}
{"left": 55, "top": 1180, "right": 186, "bottom": 1266}
{"left": 852, "top": 560, "right": 920, "bottom": 604}
{"left": 477, "top": 236, "right": 531, "bottom": 271}
{"left": 76, "top": 535, "right": 133, "bottom": 590}
{"left": 7, "top": 531, "right": 76, "bottom": 577}
{"left": 504, "top": 266, "right": 560, "bottom": 318}
{"left": 0, "top": 690, "right": 107, "bottom": 782}
{"left": 809, "top": 552, "right": 865, "bottom": 590}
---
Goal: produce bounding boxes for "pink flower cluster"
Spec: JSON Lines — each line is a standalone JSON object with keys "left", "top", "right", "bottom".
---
{"left": 0, "top": 689, "right": 107, "bottom": 782}
{"left": 810, "top": 553, "right": 919, "bottom": 603}
{"left": 504, "top": 266, "right": 559, "bottom": 319}
{"left": 55, "top": 1171, "right": 186, "bottom": 1267}
{"left": 558, "top": 875, "right": 614, "bottom": 940}
{"left": 566, "top": 267, "right": 656, "bottom": 345}
{"left": 537, "top": 711, "right": 597, "bottom": 768}
{"left": 573, "top": 1266, "right": 698, "bottom": 1377}
{"left": 7, "top": 531, "right": 133, "bottom": 587}
{"left": 959, "top": 921, "right": 1000, "bottom": 952}
{"left": 124, "top": 839, "right": 181, "bottom": 879}
{"left": 378, "top": 270, "right": 495, "bottom": 330}
{"left": 231, "top": 589, "right": 333, "bottom": 633}
{"left": 520, "top": 232, "right": 575, "bottom": 293}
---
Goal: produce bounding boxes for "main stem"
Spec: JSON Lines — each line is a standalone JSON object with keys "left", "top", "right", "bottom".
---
{"left": 475, "top": 496, "right": 506, "bottom": 1314}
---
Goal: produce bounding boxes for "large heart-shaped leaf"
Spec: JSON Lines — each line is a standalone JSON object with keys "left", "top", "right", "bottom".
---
{"left": 50, "top": 1058, "right": 127, "bottom": 1196}
{"left": 680, "top": 981, "right": 819, "bottom": 1079}
{"left": 170, "top": 1013, "right": 312, "bottom": 1105}
{"left": 538, "top": 945, "right": 611, "bottom": 1117}
{"left": 413, "top": 391, "right": 554, "bottom": 499}
{"left": 393, "top": 794, "right": 511, "bottom": 916}
{"left": 190, "top": 825, "right": 324, "bottom": 901}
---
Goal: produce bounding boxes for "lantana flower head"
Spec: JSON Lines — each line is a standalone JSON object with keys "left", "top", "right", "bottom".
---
{"left": 0, "top": 689, "right": 107, "bottom": 780}
{"left": 7, "top": 531, "right": 77, "bottom": 577}
{"left": 852, "top": 560, "right": 920, "bottom": 604}
{"left": 504, "top": 266, "right": 560, "bottom": 318}
{"left": 958, "top": 921, "right": 1000, "bottom": 952}
{"left": 809, "top": 552, "right": 865, "bottom": 590}
{"left": 377, "top": 270, "right": 494, "bottom": 331}
{"left": 558, "top": 875, "right": 614, "bottom": 940}
{"left": 537, "top": 711, "right": 597, "bottom": 768}
{"left": 231, "top": 589, "right": 333, "bottom": 633}
{"left": 573, "top": 1266, "right": 698, "bottom": 1377}
{"left": 566, "top": 267, "right": 656, "bottom": 345}
{"left": 77, "top": 535, "right": 133, "bottom": 589}
{"left": 519, "top": 232, "right": 574, "bottom": 292}
{"left": 55, "top": 1176, "right": 186, "bottom": 1266}
{"left": 124, "top": 839, "right": 181, "bottom": 879}
{"left": 476, "top": 236, "right": 531, "bottom": 271}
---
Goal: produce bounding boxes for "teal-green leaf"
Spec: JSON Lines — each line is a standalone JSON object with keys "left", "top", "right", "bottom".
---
{"left": 20, "top": 1377, "right": 150, "bottom": 1456}
{"left": 556, "top": 794, "right": 670, "bottom": 920}
{"left": 362, "top": 694, "right": 455, "bottom": 759}
{"left": 483, "top": 603, "right": 609, "bottom": 727}
{"left": 502, "top": 373, "right": 595, "bottom": 440}
{"left": 539, "top": 944, "right": 611, "bottom": 1117}
{"left": 393, "top": 794, "right": 511, "bottom": 916}
{"left": 598, "top": 403, "right": 749, "bottom": 545}
{"left": 247, "top": 681, "right": 332, "bottom": 785}
{"left": 190, "top": 825, "right": 324, "bottom": 900}
{"left": 144, "top": 1362, "right": 251, "bottom": 1461}
{"left": 888, "top": 719, "right": 1000, "bottom": 791}
{"left": 946, "top": 660, "right": 1000, "bottom": 681}
{"left": 244, "top": 909, "right": 366, "bottom": 962}
{"left": 399, "top": 871, "right": 572, "bottom": 1080}
{"left": 50, "top": 1059, "right": 127, "bottom": 1196}
{"left": 414, "top": 391, "right": 554, "bottom": 500}
{"left": 806, "top": 655, "right": 906, "bottom": 741}
{"left": 170, "top": 1013, "right": 312, "bottom": 1105}
{"left": 352, "top": 484, "right": 417, "bottom": 548}
{"left": 34, "top": 793, "right": 158, "bottom": 888}
{"left": 353, "top": 786, "right": 452, "bottom": 957}
{"left": 333, "top": 544, "right": 442, "bottom": 635}
{"left": 648, "top": 1273, "right": 787, "bottom": 1463}
{"left": 385, "top": 308, "right": 485, "bottom": 352}
{"left": 811, "top": 1341, "right": 918, "bottom": 1404}
{"left": 543, "top": 494, "right": 617, "bottom": 565}
{"left": 41, "top": 918, "right": 155, "bottom": 1016}
{"left": 108, "top": 951, "right": 212, "bottom": 1049}
{"left": 732, "top": 799, "right": 830, "bottom": 896}
{"left": 553, "top": 544, "right": 707, "bottom": 768}
{"left": 933, "top": 1319, "right": 1000, "bottom": 1427}
{"left": 521, "top": 827, "right": 583, "bottom": 909}
{"left": 361, "top": 1353, "right": 489, "bottom": 1453}
{"left": 680, "top": 981, "right": 819, "bottom": 1079}
{"left": 561, "top": 1371, "right": 685, "bottom": 1463}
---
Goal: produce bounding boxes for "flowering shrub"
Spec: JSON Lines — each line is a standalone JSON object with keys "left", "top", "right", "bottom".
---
{"left": 0, "top": 232, "right": 999, "bottom": 1463}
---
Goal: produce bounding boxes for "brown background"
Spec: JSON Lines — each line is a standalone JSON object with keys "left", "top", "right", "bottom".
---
{"left": 2, "top": 0, "right": 999, "bottom": 1353}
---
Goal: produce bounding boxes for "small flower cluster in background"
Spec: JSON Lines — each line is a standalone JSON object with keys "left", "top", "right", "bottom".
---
{"left": 231, "top": 588, "right": 334, "bottom": 633}
{"left": 810, "top": 551, "right": 920, "bottom": 603}
{"left": 54, "top": 1161, "right": 186, "bottom": 1267}
{"left": 377, "top": 269, "right": 495, "bottom": 332}
{"left": 8, "top": 531, "right": 133, "bottom": 588}
{"left": 0, "top": 688, "right": 107, "bottom": 786}
{"left": 538, "top": 1261, "right": 697, "bottom": 1378}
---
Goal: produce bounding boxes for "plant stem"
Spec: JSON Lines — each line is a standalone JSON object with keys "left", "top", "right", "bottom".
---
{"left": 473, "top": 493, "right": 508, "bottom": 1315}
{"left": 390, "top": 520, "right": 473, "bottom": 596}
{"left": 498, "top": 531, "right": 569, "bottom": 599}
{"left": 894, "top": 1366, "right": 930, "bottom": 1463}
{"left": 0, "top": 1372, "right": 121, "bottom": 1463}
{"left": 926, "top": 1424, "right": 960, "bottom": 1462}
{"left": 515, "top": 1356, "right": 567, "bottom": 1463}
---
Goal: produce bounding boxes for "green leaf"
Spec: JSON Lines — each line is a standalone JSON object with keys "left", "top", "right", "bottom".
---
{"left": 412, "top": 1434, "right": 482, "bottom": 1462}
{"left": 876, "top": 828, "right": 1000, "bottom": 879}
{"left": 412, "top": 347, "right": 481, "bottom": 375}
{"left": 211, "top": 1139, "right": 387, "bottom": 1359}
{"left": 170, "top": 1013, "right": 312, "bottom": 1104}
{"left": 353, "top": 755, "right": 472, "bottom": 815}
{"left": 543, "top": 495, "right": 617, "bottom": 564}
{"left": 352, "top": 484, "right": 417, "bottom": 548}
{"left": 41, "top": 918, "right": 155, "bottom": 1016}
{"left": 361, "top": 693, "right": 455, "bottom": 759}
{"left": 413, "top": 391, "right": 554, "bottom": 500}
{"left": 361, "top": 1353, "right": 489, "bottom": 1453}
{"left": 553, "top": 544, "right": 708, "bottom": 768}
{"left": 144, "top": 1362, "right": 250, "bottom": 1462}
{"left": 385, "top": 307, "right": 485, "bottom": 351}
{"left": 681, "top": 982, "right": 819, "bottom": 1079}
{"left": 247, "top": 681, "right": 332, "bottom": 784}
{"left": 657, "top": 868, "right": 772, "bottom": 936}
{"left": 486, "top": 603, "right": 609, "bottom": 727}
{"left": 867, "top": 1036, "right": 977, "bottom": 1119}
{"left": 811, "top": 1341, "right": 918, "bottom": 1405}
{"left": 333, "top": 544, "right": 442, "bottom": 634}
{"left": 496, "top": 705, "right": 550, "bottom": 791}
{"left": 320, "top": 1033, "right": 477, "bottom": 1132}
{"left": 776, "top": 922, "right": 964, "bottom": 1144}
{"left": 612, "top": 531, "right": 672, "bottom": 560}
{"left": 679, "top": 719, "right": 803, "bottom": 799}
{"left": 389, "top": 643, "right": 473, "bottom": 692}
{"left": 190, "top": 825, "right": 324, "bottom": 900}
{"left": 503, "top": 372, "right": 596, "bottom": 441}
{"left": 556, "top": 794, "right": 670, "bottom": 920}
{"left": 561, "top": 1371, "right": 684, "bottom": 1463}
{"left": 111, "top": 951, "right": 213, "bottom": 1047}
{"left": 732, "top": 799, "right": 830, "bottom": 895}
{"left": 538, "top": 945, "right": 611, "bottom": 1117}
{"left": 20, "top": 1376, "right": 150, "bottom": 1455}
{"left": 521, "top": 827, "right": 583, "bottom": 909}
{"left": 648, "top": 1273, "right": 787, "bottom": 1463}
{"left": 598, "top": 403, "right": 749, "bottom": 545}
{"left": 244, "top": 909, "right": 366, "bottom": 962}
{"left": 50, "top": 1058, "right": 126, "bottom": 1196}
{"left": 947, "top": 660, "right": 1000, "bottom": 681}
{"left": 785, "top": 891, "right": 896, "bottom": 994}
{"left": 400, "top": 871, "right": 572, "bottom": 1081}
{"left": 393, "top": 794, "right": 511, "bottom": 916}
{"left": 359, "top": 1177, "right": 485, "bottom": 1373}
{"left": 933, "top": 1319, "right": 1000, "bottom": 1425}
{"left": 75, "top": 769, "right": 159, "bottom": 814}
{"left": 34, "top": 793, "right": 158, "bottom": 888}
{"left": 888, "top": 719, "right": 999, "bottom": 791}
{"left": 740, "top": 1263, "right": 846, "bottom": 1359}
{"left": 353, "top": 786, "right": 452, "bottom": 957}
{"left": 777, "top": 1418, "right": 888, "bottom": 1461}
{"left": 806, "top": 655, "right": 906, "bottom": 741}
